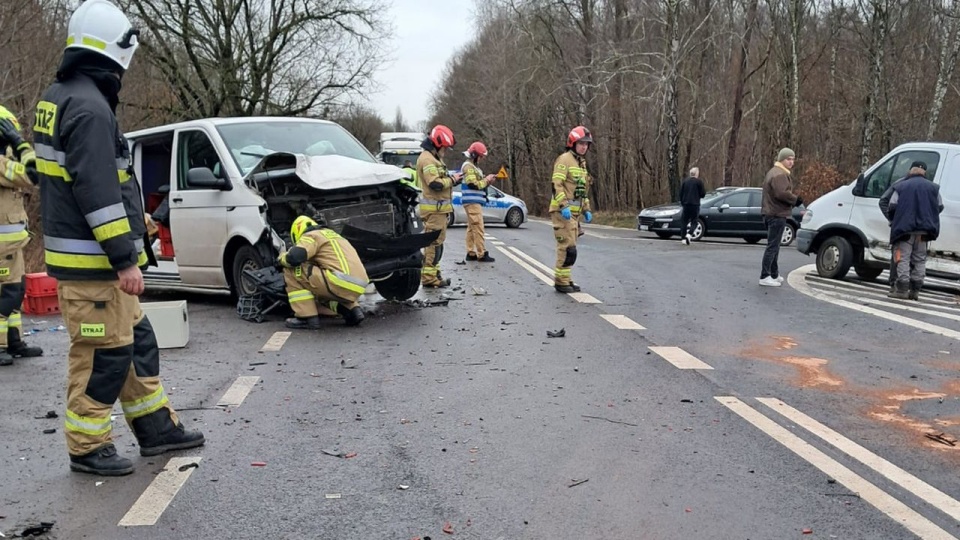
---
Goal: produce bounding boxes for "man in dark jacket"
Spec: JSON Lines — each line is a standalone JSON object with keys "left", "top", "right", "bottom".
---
{"left": 878, "top": 170, "right": 912, "bottom": 292}
{"left": 34, "top": 0, "right": 203, "bottom": 476}
{"left": 678, "top": 167, "right": 706, "bottom": 245}
{"left": 759, "top": 148, "right": 803, "bottom": 287}
{"left": 883, "top": 161, "right": 944, "bottom": 300}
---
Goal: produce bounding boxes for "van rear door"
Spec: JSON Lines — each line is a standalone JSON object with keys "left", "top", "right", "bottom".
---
{"left": 930, "top": 150, "right": 960, "bottom": 258}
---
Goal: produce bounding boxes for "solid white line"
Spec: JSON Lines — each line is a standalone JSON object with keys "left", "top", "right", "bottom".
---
{"left": 813, "top": 289, "right": 960, "bottom": 322}
{"left": 789, "top": 265, "right": 960, "bottom": 341}
{"left": 217, "top": 376, "right": 260, "bottom": 407}
{"left": 717, "top": 397, "right": 956, "bottom": 540}
{"left": 600, "top": 314, "right": 645, "bottom": 330}
{"left": 759, "top": 398, "right": 960, "bottom": 523}
{"left": 568, "top": 292, "right": 602, "bottom": 304}
{"left": 495, "top": 246, "right": 553, "bottom": 286}
{"left": 508, "top": 246, "right": 554, "bottom": 277}
{"left": 806, "top": 275, "right": 958, "bottom": 307}
{"left": 260, "top": 331, "right": 291, "bottom": 352}
{"left": 118, "top": 457, "right": 202, "bottom": 526}
{"left": 649, "top": 346, "right": 713, "bottom": 370}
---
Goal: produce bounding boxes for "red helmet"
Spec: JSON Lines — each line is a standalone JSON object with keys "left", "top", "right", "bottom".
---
{"left": 466, "top": 141, "right": 488, "bottom": 158}
{"left": 566, "top": 126, "right": 593, "bottom": 148}
{"left": 428, "top": 125, "right": 456, "bottom": 149}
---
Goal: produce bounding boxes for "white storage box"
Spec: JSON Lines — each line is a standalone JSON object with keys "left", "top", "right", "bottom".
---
{"left": 141, "top": 300, "right": 189, "bottom": 349}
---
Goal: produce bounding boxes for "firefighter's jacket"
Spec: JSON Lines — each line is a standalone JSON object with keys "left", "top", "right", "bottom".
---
{"left": 460, "top": 161, "right": 488, "bottom": 206}
{"left": 33, "top": 74, "right": 148, "bottom": 280}
{"left": 0, "top": 144, "right": 36, "bottom": 256}
{"left": 280, "top": 228, "right": 370, "bottom": 302}
{"left": 417, "top": 150, "right": 453, "bottom": 214}
{"left": 549, "top": 150, "right": 592, "bottom": 215}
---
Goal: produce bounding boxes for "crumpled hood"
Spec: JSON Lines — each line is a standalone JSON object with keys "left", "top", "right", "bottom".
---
{"left": 246, "top": 152, "right": 405, "bottom": 190}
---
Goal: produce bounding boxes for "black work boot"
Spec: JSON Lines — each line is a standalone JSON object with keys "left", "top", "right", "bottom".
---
{"left": 908, "top": 281, "right": 923, "bottom": 301}
{"left": 344, "top": 307, "right": 365, "bottom": 327}
{"left": 465, "top": 253, "right": 478, "bottom": 261}
{"left": 478, "top": 252, "right": 496, "bottom": 263}
{"left": 7, "top": 328, "right": 43, "bottom": 358}
{"left": 424, "top": 278, "right": 451, "bottom": 288}
{"left": 69, "top": 444, "right": 134, "bottom": 476}
{"left": 139, "top": 424, "right": 205, "bottom": 457}
{"left": 887, "top": 282, "right": 910, "bottom": 300}
{"left": 555, "top": 283, "right": 577, "bottom": 293}
{"left": 0, "top": 350, "right": 13, "bottom": 366}
{"left": 285, "top": 316, "right": 321, "bottom": 329}
{"left": 134, "top": 409, "right": 205, "bottom": 457}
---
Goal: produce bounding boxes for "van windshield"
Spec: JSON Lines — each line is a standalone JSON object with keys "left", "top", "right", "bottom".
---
{"left": 380, "top": 152, "right": 421, "bottom": 167}
{"left": 217, "top": 121, "right": 376, "bottom": 174}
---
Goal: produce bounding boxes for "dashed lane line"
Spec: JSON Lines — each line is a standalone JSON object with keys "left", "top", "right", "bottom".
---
{"left": 717, "top": 397, "right": 956, "bottom": 540}
{"left": 789, "top": 264, "right": 960, "bottom": 342}
{"left": 649, "top": 346, "right": 713, "bottom": 370}
{"left": 507, "top": 246, "right": 603, "bottom": 304}
{"left": 118, "top": 457, "right": 202, "bottom": 527}
{"left": 568, "top": 292, "right": 602, "bottom": 304}
{"left": 759, "top": 398, "right": 960, "bottom": 523}
{"left": 217, "top": 376, "right": 260, "bottom": 408}
{"left": 495, "top": 246, "right": 553, "bottom": 286}
{"left": 600, "top": 314, "right": 646, "bottom": 330}
{"left": 491, "top": 241, "right": 506, "bottom": 246}
{"left": 260, "top": 331, "right": 291, "bottom": 352}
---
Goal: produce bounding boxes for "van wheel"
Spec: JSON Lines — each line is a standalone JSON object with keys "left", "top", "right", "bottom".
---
{"left": 374, "top": 269, "right": 421, "bottom": 300}
{"left": 505, "top": 207, "right": 524, "bottom": 228}
{"left": 854, "top": 265, "right": 883, "bottom": 281}
{"left": 446, "top": 213, "right": 455, "bottom": 227}
{"left": 232, "top": 245, "right": 266, "bottom": 298}
{"left": 816, "top": 236, "right": 853, "bottom": 279}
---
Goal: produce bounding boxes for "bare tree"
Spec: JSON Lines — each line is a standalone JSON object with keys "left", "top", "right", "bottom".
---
{"left": 927, "top": 0, "right": 960, "bottom": 139}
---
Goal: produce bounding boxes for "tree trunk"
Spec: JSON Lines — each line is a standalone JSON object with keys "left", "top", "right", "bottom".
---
{"left": 860, "top": 0, "right": 888, "bottom": 170}
{"left": 665, "top": 0, "right": 682, "bottom": 201}
{"left": 724, "top": 0, "right": 760, "bottom": 187}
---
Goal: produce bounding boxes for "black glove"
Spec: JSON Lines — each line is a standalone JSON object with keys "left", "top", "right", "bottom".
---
{"left": 0, "top": 118, "right": 25, "bottom": 152}
{"left": 794, "top": 196, "right": 804, "bottom": 208}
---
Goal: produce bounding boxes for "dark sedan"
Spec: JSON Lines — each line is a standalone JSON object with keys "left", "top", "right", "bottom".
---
{"left": 637, "top": 187, "right": 805, "bottom": 246}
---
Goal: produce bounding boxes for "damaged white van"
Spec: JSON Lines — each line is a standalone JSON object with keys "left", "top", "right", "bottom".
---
{"left": 797, "top": 142, "right": 960, "bottom": 280}
{"left": 127, "top": 117, "right": 432, "bottom": 300}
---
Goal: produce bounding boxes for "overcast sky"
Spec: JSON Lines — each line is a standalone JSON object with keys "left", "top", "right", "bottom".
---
{"left": 365, "top": 0, "right": 475, "bottom": 128}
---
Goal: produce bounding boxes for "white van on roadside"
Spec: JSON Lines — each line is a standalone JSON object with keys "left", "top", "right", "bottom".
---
{"left": 797, "top": 142, "right": 960, "bottom": 280}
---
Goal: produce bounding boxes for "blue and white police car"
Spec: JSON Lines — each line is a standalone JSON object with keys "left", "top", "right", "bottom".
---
{"left": 448, "top": 184, "right": 528, "bottom": 228}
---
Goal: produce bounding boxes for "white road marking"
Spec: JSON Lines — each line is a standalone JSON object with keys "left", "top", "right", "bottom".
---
{"left": 495, "top": 246, "right": 553, "bottom": 286}
{"left": 810, "top": 289, "right": 960, "bottom": 322}
{"left": 217, "top": 376, "right": 260, "bottom": 407}
{"left": 508, "top": 246, "right": 554, "bottom": 277}
{"left": 484, "top": 235, "right": 497, "bottom": 240}
{"left": 759, "top": 398, "right": 960, "bottom": 523}
{"left": 716, "top": 397, "right": 956, "bottom": 540}
{"left": 568, "top": 292, "right": 602, "bottom": 304}
{"left": 789, "top": 264, "right": 960, "bottom": 341}
{"left": 260, "top": 331, "right": 291, "bottom": 352}
{"left": 504, "top": 246, "right": 604, "bottom": 303}
{"left": 649, "top": 346, "right": 713, "bottom": 370}
{"left": 600, "top": 314, "right": 645, "bottom": 330}
{"left": 806, "top": 275, "right": 960, "bottom": 307}
{"left": 491, "top": 241, "right": 506, "bottom": 246}
{"left": 118, "top": 457, "right": 202, "bottom": 526}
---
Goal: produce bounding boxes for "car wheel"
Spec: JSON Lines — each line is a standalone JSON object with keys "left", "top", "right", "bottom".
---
{"left": 446, "top": 212, "right": 455, "bottom": 227}
{"left": 854, "top": 264, "right": 883, "bottom": 281}
{"left": 816, "top": 236, "right": 853, "bottom": 279}
{"left": 505, "top": 207, "right": 523, "bottom": 228}
{"left": 655, "top": 232, "right": 673, "bottom": 239}
{"left": 374, "top": 269, "right": 421, "bottom": 301}
{"left": 743, "top": 237, "right": 761, "bottom": 244}
{"left": 690, "top": 219, "right": 706, "bottom": 241}
{"left": 232, "top": 245, "right": 266, "bottom": 298}
{"left": 780, "top": 224, "right": 797, "bottom": 246}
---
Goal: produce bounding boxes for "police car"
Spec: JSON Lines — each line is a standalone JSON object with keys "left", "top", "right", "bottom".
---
{"left": 449, "top": 184, "right": 527, "bottom": 228}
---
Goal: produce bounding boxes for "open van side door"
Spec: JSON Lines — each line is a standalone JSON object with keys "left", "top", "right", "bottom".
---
{"left": 931, "top": 150, "right": 960, "bottom": 259}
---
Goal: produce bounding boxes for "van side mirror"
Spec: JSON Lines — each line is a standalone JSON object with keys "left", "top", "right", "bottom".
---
{"left": 187, "top": 167, "right": 231, "bottom": 190}
{"left": 852, "top": 172, "right": 866, "bottom": 197}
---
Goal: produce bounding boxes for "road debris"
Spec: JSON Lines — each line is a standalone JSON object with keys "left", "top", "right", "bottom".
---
{"left": 404, "top": 298, "right": 450, "bottom": 308}
{"left": 18, "top": 522, "right": 54, "bottom": 537}
{"left": 325, "top": 493, "right": 342, "bottom": 499}
{"left": 42, "top": 428, "right": 56, "bottom": 434}
{"left": 398, "top": 485, "right": 410, "bottom": 490}
{"left": 442, "top": 522, "right": 454, "bottom": 534}
{"left": 802, "top": 528, "right": 813, "bottom": 534}
{"left": 178, "top": 462, "right": 200, "bottom": 472}
{"left": 251, "top": 461, "right": 267, "bottom": 467}
{"left": 344, "top": 452, "right": 358, "bottom": 459}
{"left": 34, "top": 411, "right": 58, "bottom": 420}
{"left": 581, "top": 414, "right": 639, "bottom": 427}
{"left": 568, "top": 478, "right": 589, "bottom": 488}
{"left": 471, "top": 287, "right": 487, "bottom": 296}
{"left": 925, "top": 432, "right": 957, "bottom": 447}
{"left": 546, "top": 328, "right": 565, "bottom": 338}
{"left": 249, "top": 361, "right": 267, "bottom": 366}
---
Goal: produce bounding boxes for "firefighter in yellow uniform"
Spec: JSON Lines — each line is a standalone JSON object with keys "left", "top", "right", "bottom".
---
{"left": 550, "top": 126, "right": 594, "bottom": 293}
{"left": 461, "top": 141, "right": 498, "bottom": 262}
{"left": 417, "top": 125, "right": 462, "bottom": 288}
{"left": 0, "top": 106, "right": 44, "bottom": 366}
{"left": 280, "top": 216, "right": 369, "bottom": 329}
{"left": 35, "top": 0, "right": 204, "bottom": 476}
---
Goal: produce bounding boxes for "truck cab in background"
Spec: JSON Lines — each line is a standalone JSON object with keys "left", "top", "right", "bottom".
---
{"left": 377, "top": 132, "right": 425, "bottom": 168}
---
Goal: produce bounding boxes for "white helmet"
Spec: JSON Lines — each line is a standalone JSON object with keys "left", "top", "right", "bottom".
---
{"left": 66, "top": 0, "right": 140, "bottom": 71}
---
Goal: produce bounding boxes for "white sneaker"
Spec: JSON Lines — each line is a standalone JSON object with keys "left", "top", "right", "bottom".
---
{"left": 759, "top": 277, "right": 782, "bottom": 287}
{"left": 681, "top": 237, "right": 689, "bottom": 245}
{"left": 775, "top": 276, "right": 784, "bottom": 284}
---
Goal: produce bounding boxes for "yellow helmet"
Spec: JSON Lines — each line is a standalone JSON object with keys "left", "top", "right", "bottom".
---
{"left": 0, "top": 105, "right": 20, "bottom": 131}
{"left": 290, "top": 215, "right": 318, "bottom": 244}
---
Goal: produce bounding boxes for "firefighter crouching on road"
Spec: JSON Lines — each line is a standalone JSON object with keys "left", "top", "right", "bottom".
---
{"left": 34, "top": 0, "right": 204, "bottom": 476}
{"left": 279, "top": 216, "right": 369, "bottom": 329}
{"left": 461, "top": 141, "right": 498, "bottom": 263}
{"left": 550, "top": 126, "right": 594, "bottom": 293}
{"left": 0, "top": 106, "right": 44, "bottom": 366}
{"left": 417, "top": 125, "right": 463, "bottom": 288}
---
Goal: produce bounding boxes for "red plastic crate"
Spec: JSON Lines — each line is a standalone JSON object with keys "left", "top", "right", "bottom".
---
{"left": 157, "top": 225, "right": 175, "bottom": 257}
{"left": 25, "top": 272, "right": 58, "bottom": 297}
{"left": 23, "top": 293, "right": 60, "bottom": 315}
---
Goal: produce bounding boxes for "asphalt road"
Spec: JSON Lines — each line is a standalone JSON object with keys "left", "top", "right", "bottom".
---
{"left": 3, "top": 219, "right": 960, "bottom": 539}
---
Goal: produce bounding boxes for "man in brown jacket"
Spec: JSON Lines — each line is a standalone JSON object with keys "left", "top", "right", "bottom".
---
{"left": 759, "top": 148, "right": 803, "bottom": 287}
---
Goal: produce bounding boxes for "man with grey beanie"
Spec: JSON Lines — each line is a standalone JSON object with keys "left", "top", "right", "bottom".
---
{"left": 759, "top": 148, "right": 802, "bottom": 287}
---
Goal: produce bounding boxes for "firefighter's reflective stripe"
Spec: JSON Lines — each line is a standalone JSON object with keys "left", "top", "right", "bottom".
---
{"left": 66, "top": 35, "right": 107, "bottom": 50}
{"left": 422, "top": 266, "right": 439, "bottom": 276}
{"left": 461, "top": 187, "right": 486, "bottom": 205}
{"left": 8, "top": 312, "right": 21, "bottom": 328}
{"left": 566, "top": 199, "right": 583, "bottom": 213}
{"left": 65, "top": 409, "right": 111, "bottom": 436}
{"left": 3, "top": 159, "right": 25, "bottom": 180}
{"left": 0, "top": 223, "right": 28, "bottom": 243}
{"left": 121, "top": 386, "right": 170, "bottom": 419}
{"left": 85, "top": 201, "right": 133, "bottom": 242}
{"left": 0, "top": 318, "right": 7, "bottom": 333}
{"left": 325, "top": 269, "right": 367, "bottom": 295}
{"left": 35, "top": 143, "right": 131, "bottom": 184}
{"left": 419, "top": 199, "right": 453, "bottom": 213}
{"left": 44, "top": 235, "right": 147, "bottom": 269}
{"left": 288, "top": 289, "right": 315, "bottom": 303}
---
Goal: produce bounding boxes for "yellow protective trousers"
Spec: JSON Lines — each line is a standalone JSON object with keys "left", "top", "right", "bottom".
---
{"left": 0, "top": 249, "right": 25, "bottom": 347}
{"left": 284, "top": 265, "right": 361, "bottom": 318}
{"left": 551, "top": 212, "right": 580, "bottom": 286}
{"left": 421, "top": 211, "right": 449, "bottom": 286}
{"left": 59, "top": 281, "right": 180, "bottom": 456}
{"left": 464, "top": 204, "right": 486, "bottom": 257}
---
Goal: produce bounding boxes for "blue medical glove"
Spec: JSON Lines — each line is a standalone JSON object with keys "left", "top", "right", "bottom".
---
{"left": 584, "top": 211, "right": 593, "bottom": 223}
{"left": 561, "top": 207, "right": 572, "bottom": 220}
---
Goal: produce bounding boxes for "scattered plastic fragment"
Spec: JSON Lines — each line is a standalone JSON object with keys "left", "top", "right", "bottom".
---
{"left": 19, "top": 522, "right": 54, "bottom": 537}
{"left": 442, "top": 522, "right": 454, "bottom": 534}
{"left": 322, "top": 449, "right": 345, "bottom": 458}
{"left": 178, "top": 462, "right": 200, "bottom": 472}
{"left": 325, "top": 493, "right": 341, "bottom": 499}
{"left": 568, "top": 478, "right": 589, "bottom": 488}
{"left": 344, "top": 452, "right": 358, "bottom": 459}
{"left": 471, "top": 287, "right": 487, "bottom": 296}
{"left": 802, "top": 529, "right": 813, "bottom": 535}
{"left": 42, "top": 428, "right": 56, "bottom": 435}
{"left": 398, "top": 485, "right": 410, "bottom": 490}
{"left": 546, "top": 328, "right": 565, "bottom": 338}
{"left": 251, "top": 461, "right": 267, "bottom": 467}
{"left": 95, "top": 482, "right": 104, "bottom": 487}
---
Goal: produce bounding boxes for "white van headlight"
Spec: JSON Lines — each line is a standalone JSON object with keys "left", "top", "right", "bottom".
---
{"left": 801, "top": 210, "right": 813, "bottom": 224}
